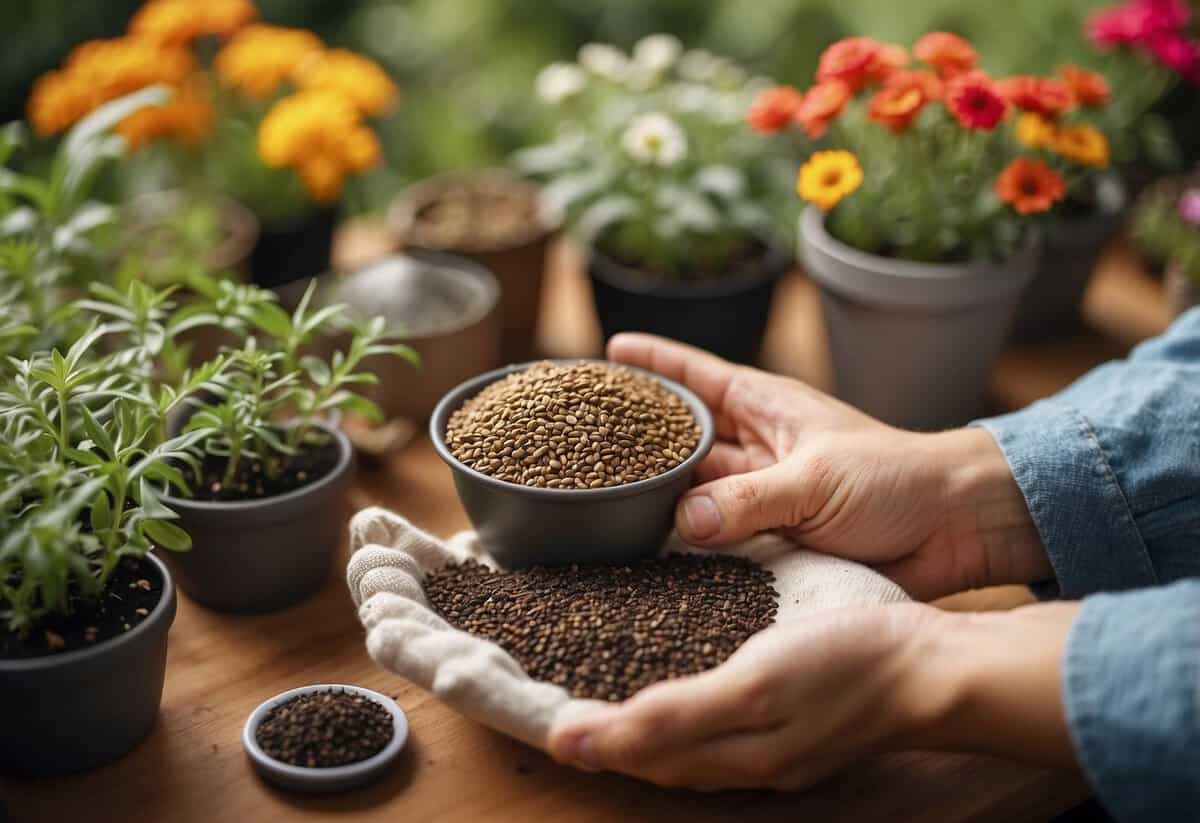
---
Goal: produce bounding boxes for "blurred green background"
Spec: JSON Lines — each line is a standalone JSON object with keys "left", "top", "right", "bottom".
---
{"left": 0, "top": 0, "right": 1132, "bottom": 209}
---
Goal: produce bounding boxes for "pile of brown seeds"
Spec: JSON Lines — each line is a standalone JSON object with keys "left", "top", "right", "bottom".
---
{"left": 444, "top": 361, "right": 701, "bottom": 489}
{"left": 425, "top": 554, "right": 777, "bottom": 701}
{"left": 255, "top": 690, "right": 394, "bottom": 768}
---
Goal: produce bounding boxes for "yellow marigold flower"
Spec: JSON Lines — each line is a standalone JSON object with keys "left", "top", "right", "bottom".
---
{"left": 215, "top": 24, "right": 323, "bottom": 99}
{"left": 129, "top": 0, "right": 256, "bottom": 45}
{"left": 294, "top": 49, "right": 398, "bottom": 117}
{"left": 797, "top": 150, "right": 863, "bottom": 211}
{"left": 1015, "top": 112, "right": 1057, "bottom": 150}
{"left": 27, "top": 70, "right": 91, "bottom": 135}
{"left": 259, "top": 90, "right": 377, "bottom": 202}
{"left": 1052, "top": 124, "right": 1110, "bottom": 168}
{"left": 66, "top": 36, "right": 194, "bottom": 105}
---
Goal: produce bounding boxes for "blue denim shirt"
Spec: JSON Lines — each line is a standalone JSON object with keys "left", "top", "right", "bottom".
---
{"left": 978, "top": 308, "right": 1200, "bottom": 822}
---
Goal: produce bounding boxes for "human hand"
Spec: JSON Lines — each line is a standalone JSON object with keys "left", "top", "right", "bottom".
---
{"left": 548, "top": 601, "right": 1080, "bottom": 790}
{"left": 609, "top": 333, "right": 1052, "bottom": 600}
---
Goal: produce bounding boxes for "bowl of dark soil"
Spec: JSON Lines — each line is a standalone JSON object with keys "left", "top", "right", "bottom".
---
{"left": 431, "top": 360, "right": 715, "bottom": 568}
{"left": 243, "top": 684, "right": 408, "bottom": 794}
{"left": 0, "top": 553, "right": 176, "bottom": 776}
{"left": 160, "top": 422, "right": 353, "bottom": 613}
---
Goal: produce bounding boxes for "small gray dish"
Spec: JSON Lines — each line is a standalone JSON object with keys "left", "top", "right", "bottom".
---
{"left": 430, "top": 359, "right": 716, "bottom": 569}
{"left": 242, "top": 684, "right": 408, "bottom": 794}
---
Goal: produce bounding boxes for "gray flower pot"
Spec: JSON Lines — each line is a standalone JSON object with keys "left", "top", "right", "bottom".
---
{"left": 0, "top": 553, "right": 176, "bottom": 776}
{"left": 161, "top": 424, "right": 353, "bottom": 613}
{"left": 1011, "top": 176, "right": 1127, "bottom": 341}
{"left": 800, "top": 207, "right": 1038, "bottom": 431}
{"left": 1166, "top": 261, "right": 1200, "bottom": 319}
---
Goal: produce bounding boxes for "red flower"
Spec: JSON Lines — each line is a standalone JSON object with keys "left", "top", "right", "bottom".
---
{"left": 746, "top": 85, "right": 805, "bottom": 133}
{"left": 997, "top": 75, "right": 1074, "bottom": 117}
{"left": 1087, "top": 0, "right": 1192, "bottom": 47}
{"left": 945, "top": 73, "right": 1007, "bottom": 130}
{"left": 913, "top": 32, "right": 977, "bottom": 77}
{"left": 1058, "top": 64, "right": 1111, "bottom": 107}
{"left": 995, "top": 157, "right": 1066, "bottom": 214}
{"left": 1146, "top": 30, "right": 1200, "bottom": 83}
{"left": 816, "top": 37, "right": 880, "bottom": 91}
{"left": 885, "top": 68, "right": 943, "bottom": 100}
{"left": 795, "top": 80, "right": 850, "bottom": 138}
{"left": 867, "top": 85, "right": 926, "bottom": 133}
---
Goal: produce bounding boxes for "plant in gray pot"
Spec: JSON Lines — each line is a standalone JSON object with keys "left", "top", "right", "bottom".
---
{"left": 785, "top": 34, "right": 1085, "bottom": 429}
{"left": 515, "top": 37, "right": 794, "bottom": 363}
{"left": 1131, "top": 175, "right": 1200, "bottom": 318}
{"left": 161, "top": 281, "right": 417, "bottom": 613}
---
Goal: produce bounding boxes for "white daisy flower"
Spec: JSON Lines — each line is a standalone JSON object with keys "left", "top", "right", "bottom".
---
{"left": 678, "top": 49, "right": 719, "bottom": 82}
{"left": 578, "top": 43, "right": 630, "bottom": 82}
{"left": 622, "top": 112, "right": 687, "bottom": 167}
{"left": 633, "top": 33, "right": 683, "bottom": 74}
{"left": 535, "top": 62, "right": 586, "bottom": 104}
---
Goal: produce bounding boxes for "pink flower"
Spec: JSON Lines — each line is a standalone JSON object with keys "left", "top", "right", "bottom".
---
{"left": 1146, "top": 31, "right": 1200, "bottom": 82}
{"left": 1179, "top": 190, "right": 1200, "bottom": 226}
{"left": 1087, "top": 0, "right": 1192, "bottom": 48}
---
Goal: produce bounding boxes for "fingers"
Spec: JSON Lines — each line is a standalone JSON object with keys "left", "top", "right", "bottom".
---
{"left": 676, "top": 461, "right": 804, "bottom": 546}
{"left": 694, "top": 442, "right": 758, "bottom": 483}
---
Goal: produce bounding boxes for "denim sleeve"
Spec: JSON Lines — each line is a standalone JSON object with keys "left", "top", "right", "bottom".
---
{"left": 1064, "top": 580, "right": 1200, "bottom": 822}
{"left": 975, "top": 307, "right": 1200, "bottom": 598}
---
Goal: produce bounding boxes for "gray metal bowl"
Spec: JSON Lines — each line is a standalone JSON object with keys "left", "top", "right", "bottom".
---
{"left": 430, "top": 360, "right": 715, "bottom": 568}
{"left": 242, "top": 683, "right": 409, "bottom": 794}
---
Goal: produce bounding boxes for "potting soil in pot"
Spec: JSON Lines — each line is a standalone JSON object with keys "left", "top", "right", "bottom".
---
{"left": 189, "top": 434, "right": 341, "bottom": 502}
{"left": 0, "top": 556, "right": 162, "bottom": 659}
{"left": 425, "top": 554, "right": 777, "bottom": 702}
{"left": 412, "top": 183, "right": 539, "bottom": 251}
{"left": 256, "top": 690, "right": 394, "bottom": 768}
{"left": 444, "top": 361, "right": 701, "bottom": 489}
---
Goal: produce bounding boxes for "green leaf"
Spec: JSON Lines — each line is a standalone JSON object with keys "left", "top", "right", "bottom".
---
{"left": 138, "top": 477, "right": 178, "bottom": 520}
{"left": 299, "top": 355, "right": 331, "bottom": 386}
{"left": 248, "top": 303, "right": 292, "bottom": 339}
{"left": 90, "top": 490, "right": 113, "bottom": 532}
{"left": 141, "top": 519, "right": 191, "bottom": 552}
{"left": 324, "top": 391, "right": 382, "bottom": 422}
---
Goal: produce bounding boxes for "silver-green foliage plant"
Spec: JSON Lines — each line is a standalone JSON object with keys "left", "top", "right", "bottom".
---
{"left": 515, "top": 36, "right": 795, "bottom": 279}
{"left": 0, "top": 290, "right": 226, "bottom": 637}
{"left": 181, "top": 279, "right": 417, "bottom": 488}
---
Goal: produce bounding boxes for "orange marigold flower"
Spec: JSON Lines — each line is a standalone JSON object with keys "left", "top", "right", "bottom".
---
{"left": 816, "top": 37, "right": 880, "bottom": 91}
{"left": 869, "top": 43, "right": 910, "bottom": 81}
{"left": 1015, "top": 112, "right": 1058, "bottom": 149}
{"left": 115, "top": 74, "right": 213, "bottom": 150}
{"left": 1053, "top": 124, "right": 1110, "bottom": 168}
{"left": 945, "top": 73, "right": 1007, "bottom": 130}
{"left": 797, "top": 149, "right": 863, "bottom": 210}
{"left": 746, "top": 85, "right": 805, "bottom": 133}
{"left": 884, "top": 69, "right": 943, "bottom": 101}
{"left": 300, "top": 154, "right": 344, "bottom": 202}
{"left": 868, "top": 84, "right": 927, "bottom": 133}
{"left": 913, "top": 31, "right": 977, "bottom": 77}
{"left": 1058, "top": 64, "right": 1110, "bottom": 108}
{"left": 66, "top": 36, "right": 194, "bottom": 104}
{"left": 344, "top": 127, "right": 382, "bottom": 173}
{"left": 997, "top": 75, "right": 1073, "bottom": 118}
{"left": 130, "top": 0, "right": 256, "bottom": 44}
{"left": 27, "top": 70, "right": 91, "bottom": 135}
{"left": 215, "top": 24, "right": 323, "bottom": 99}
{"left": 293, "top": 49, "right": 399, "bottom": 117}
{"left": 795, "top": 80, "right": 850, "bottom": 138}
{"left": 995, "top": 157, "right": 1065, "bottom": 214}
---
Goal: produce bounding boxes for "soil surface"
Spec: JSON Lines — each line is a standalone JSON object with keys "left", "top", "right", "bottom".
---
{"left": 412, "top": 183, "right": 540, "bottom": 250}
{"left": 0, "top": 556, "right": 163, "bottom": 660}
{"left": 187, "top": 437, "right": 340, "bottom": 503}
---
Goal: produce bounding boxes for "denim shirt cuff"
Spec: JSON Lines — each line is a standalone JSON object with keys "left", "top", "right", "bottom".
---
{"left": 1064, "top": 583, "right": 1200, "bottom": 821}
{"left": 975, "top": 401, "right": 1158, "bottom": 599}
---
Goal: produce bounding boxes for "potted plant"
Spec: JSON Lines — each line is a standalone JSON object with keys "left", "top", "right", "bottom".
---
{"left": 516, "top": 36, "right": 794, "bottom": 363}
{"left": 27, "top": 0, "right": 398, "bottom": 289}
{"left": 769, "top": 33, "right": 1075, "bottom": 429}
{"left": 1005, "top": 68, "right": 1124, "bottom": 340}
{"left": 1131, "top": 174, "right": 1200, "bottom": 317}
{"left": 159, "top": 280, "right": 416, "bottom": 612}
{"left": 389, "top": 170, "right": 553, "bottom": 362}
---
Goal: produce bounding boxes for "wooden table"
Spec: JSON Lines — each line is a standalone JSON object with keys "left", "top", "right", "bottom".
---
{"left": 6, "top": 228, "right": 1168, "bottom": 822}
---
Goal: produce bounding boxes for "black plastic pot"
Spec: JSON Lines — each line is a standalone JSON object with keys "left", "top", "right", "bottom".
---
{"left": 587, "top": 244, "right": 788, "bottom": 363}
{"left": 0, "top": 553, "right": 176, "bottom": 776}
{"left": 430, "top": 361, "right": 715, "bottom": 569}
{"left": 252, "top": 207, "right": 338, "bottom": 289}
{"left": 160, "top": 423, "right": 353, "bottom": 613}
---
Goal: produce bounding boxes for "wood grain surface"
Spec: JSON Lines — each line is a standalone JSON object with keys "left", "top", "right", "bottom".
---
{"left": 5, "top": 227, "right": 1164, "bottom": 823}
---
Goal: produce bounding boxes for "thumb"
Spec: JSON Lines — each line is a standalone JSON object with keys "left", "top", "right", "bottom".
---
{"left": 676, "top": 461, "right": 802, "bottom": 546}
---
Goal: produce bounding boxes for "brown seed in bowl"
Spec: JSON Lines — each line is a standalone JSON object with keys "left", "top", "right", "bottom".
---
{"left": 444, "top": 362, "right": 701, "bottom": 489}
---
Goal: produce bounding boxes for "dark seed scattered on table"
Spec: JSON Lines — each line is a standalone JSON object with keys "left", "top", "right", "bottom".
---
{"left": 425, "top": 554, "right": 778, "bottom": 702}
{"left": 255, "top": 690, "right": 394, "bottom": 768}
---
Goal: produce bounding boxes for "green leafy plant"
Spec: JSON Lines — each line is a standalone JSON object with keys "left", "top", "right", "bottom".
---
{"left": 515, "top": 36, "right": 794, "bottom": 279}
{"left": 1132, "top": 174, "right": 1200, "bottom": 281}
{"left": 181, "top": 279, "right": 417, "bottom": 489}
